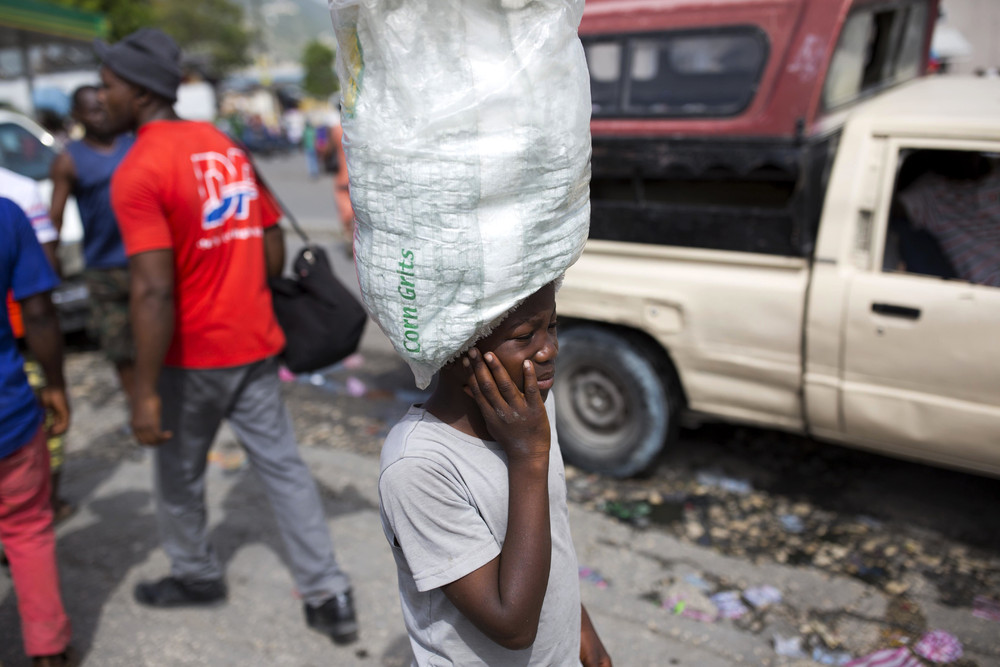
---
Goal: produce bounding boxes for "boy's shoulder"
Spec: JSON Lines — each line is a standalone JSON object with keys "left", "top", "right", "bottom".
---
{"left": 381, "top": 405, "right": 458, "bottom": 470}
{"left": 380, "top": 404, "right": 500, "bottom": 479}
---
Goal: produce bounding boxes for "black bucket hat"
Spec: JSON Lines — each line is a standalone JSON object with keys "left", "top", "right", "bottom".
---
{"left": 94, "top": 28, "right": 183, "bottom": 103}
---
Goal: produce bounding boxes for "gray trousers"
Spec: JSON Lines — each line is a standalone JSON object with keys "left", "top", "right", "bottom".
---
{"left": 154, "top": 357, "right": 350, "bottom": 605}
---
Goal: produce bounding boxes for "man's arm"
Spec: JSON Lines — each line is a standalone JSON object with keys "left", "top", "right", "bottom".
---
{"left": 128, "top": 249, "right": 175, "bottom": 445}
{"left": 264, "top": 224, "right": 285, "bottom": 278}
{"left": 48, "top": 151, "right": 76, "bottom": 236}
{"left": 440, "top": 350, "right": 552, "bottom": 650}
{"left": 20, "top": 291, "right": 69, "bottom": 436}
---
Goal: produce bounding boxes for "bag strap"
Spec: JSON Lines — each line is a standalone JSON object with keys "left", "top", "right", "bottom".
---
{"left": 255, "top": 168, "right": 311, "bottom": 245}
{"left": 232, "top": 134, "right": 311, "bottom": 245}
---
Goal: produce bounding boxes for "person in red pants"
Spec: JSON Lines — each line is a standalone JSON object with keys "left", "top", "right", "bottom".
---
{"left": 0, "top": 196, "right": 72, "bottom": 666}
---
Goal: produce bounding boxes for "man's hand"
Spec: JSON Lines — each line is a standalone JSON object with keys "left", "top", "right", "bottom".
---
{"left": 464, "top": 347, "right": 550, "bottom": 462}
{"left": 131, "top": 392, "right": 172, "bottom": 445}
{"left": 580, "top": 605, "right": 612, "bottom": 667}
{"left": 40, "top": 386, "right": 70, "bottom": 437}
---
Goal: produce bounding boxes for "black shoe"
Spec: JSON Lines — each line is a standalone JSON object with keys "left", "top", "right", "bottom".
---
{"left": 304, "top": 589, "right": 359, "bottom": 644}
{"left": 134, "top": 576, "right": 227, "bottom": 608}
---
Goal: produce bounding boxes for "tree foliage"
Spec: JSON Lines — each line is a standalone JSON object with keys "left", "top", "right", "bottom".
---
{"left": 52, "top": 0, "right": 252, "bottom": 79}
{"left": 302, "top": 40, "right": 338, "bottom": 99}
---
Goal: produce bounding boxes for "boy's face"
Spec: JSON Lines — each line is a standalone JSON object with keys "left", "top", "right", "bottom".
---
{"left": 474, "top": 283, "right": 559, "bottom": 401}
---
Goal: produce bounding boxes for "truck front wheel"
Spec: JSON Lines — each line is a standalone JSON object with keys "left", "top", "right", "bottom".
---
{"left": 554, "top": 326, "right": 679, "bottom": 478}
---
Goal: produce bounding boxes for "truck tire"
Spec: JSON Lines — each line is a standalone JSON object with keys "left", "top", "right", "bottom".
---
{"left": 554, "top": 326, "right": 678, "bottom": 478}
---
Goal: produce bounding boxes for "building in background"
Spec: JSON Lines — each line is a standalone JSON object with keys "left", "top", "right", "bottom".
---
{"left": 0, "top": 0, "right": 107, "bottom": 116}
{"left": 936, "top": 0, "right": 999, "bottom": 74}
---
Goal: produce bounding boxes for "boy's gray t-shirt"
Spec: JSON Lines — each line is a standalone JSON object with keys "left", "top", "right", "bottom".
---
{"left": 379, "top": 394, "right": 582, "bottom": 666}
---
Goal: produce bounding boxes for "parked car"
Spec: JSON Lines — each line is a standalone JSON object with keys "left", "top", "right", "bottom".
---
{"left": 0, "top": 109, "right": 89, "bottom": 332}
{"left": 554, "top": 0, "right": 1000, "bottom": 480}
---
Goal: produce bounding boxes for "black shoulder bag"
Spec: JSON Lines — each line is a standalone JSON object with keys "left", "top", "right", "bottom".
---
{"left": 260, "top": 177, "right": 367, "bottom": 374}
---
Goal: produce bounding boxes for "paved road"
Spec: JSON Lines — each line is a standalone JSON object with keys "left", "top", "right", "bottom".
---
{"left": 2, "top": 154, "right": 998, "bottom": 666}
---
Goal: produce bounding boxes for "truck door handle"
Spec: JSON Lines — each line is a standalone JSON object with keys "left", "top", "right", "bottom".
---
{"left": 871, "top": 303, "right": 921, "bottom": 319}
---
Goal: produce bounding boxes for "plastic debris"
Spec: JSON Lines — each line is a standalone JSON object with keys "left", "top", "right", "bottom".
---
{"left": 710, "top": 590, "right": 749, "bottom": 619}
{"left": 779, "top": 514, "right": 805, "bottom": 533}
{"left": 346, "top": 376, "right": 367, "bottom": 397}
{"left": 308, "top": 373, "right": 325, "bottom": 386}
{"left": 743, "top": 585, "right": 782, "bottom": 609}
{"left": 812, "top": 647, "right": 852, "bottom": 665}
{"left": 341, "top": 353, "right": 365, "bottom": 369}
{"left": 602, "top": 500, "right": 652, "bottom": 527}
{"left": 208, "top": 448, "right": 247, "bottom": 474}
{"left": 695, "top": 471, "right": 753, "bottom": 495}
{"left": 972, "top": 595, "right": 1000, "bottom": 622}
{"left": 661, "top": 595, "right": 718, "bottom": 623}
{"left": 578, "top": 567, "right": 608, "bottom": 589}
{"left": 914, "top": 630, "right": 963, "bottom": 663}
{"left": 683, "top": 573, "right": 712, "bottom": 592}
{"left": 278, "top": 365, "right": 296, "bottom": 382}
{"left": 845, "top": 647, "right": 921, "bottom": 667}
{"left": 773, "top": 634, "right": 805, "bottom": 658}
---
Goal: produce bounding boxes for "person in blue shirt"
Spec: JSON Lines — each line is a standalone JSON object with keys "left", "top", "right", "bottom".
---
{"left": 49, "top": 85, "right": 135, "bottom": 405}
{"left": 0, "top": 197, "right": 72, "bottom": 666}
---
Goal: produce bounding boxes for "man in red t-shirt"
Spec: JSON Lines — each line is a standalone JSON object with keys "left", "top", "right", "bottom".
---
{"left": 96, "top": 28, "right": 358, "bottom": 644}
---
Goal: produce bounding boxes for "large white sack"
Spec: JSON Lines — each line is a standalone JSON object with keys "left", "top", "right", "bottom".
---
{"left": 329, "top": 0, "right": 592, "bottom": 388}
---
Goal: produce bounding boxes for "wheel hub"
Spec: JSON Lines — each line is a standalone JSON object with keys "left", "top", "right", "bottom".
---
{"left": 570, "top": 369, "right": 626, "bottom": 432}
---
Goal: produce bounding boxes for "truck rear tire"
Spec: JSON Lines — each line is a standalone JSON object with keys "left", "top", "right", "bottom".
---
{"left": 554, "top": 326, "right": 678, "bottom": 478}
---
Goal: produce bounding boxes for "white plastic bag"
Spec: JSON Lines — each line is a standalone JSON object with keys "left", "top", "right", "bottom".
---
{"left": 330, "top": 0, "right": 592, "bottom": 388}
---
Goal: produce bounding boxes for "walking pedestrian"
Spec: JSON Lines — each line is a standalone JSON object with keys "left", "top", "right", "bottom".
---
{"left": 0, "top": 196, "right": 73, "bottom": 667}
{"left": 1, "top": 166, "right": 72, "bottom": 522}
{"left": 49, "top": 85, "right": 136, "bottom": 405}
{"left": 95, "top": 28, "right": 358, "bottom": 644}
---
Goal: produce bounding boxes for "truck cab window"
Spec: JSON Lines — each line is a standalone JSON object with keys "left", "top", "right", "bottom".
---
{"left": 884, "top": 149, "right": 1000, "bottom": 288}
{"left": 584, "top": 40, "right": 622, "bottom": 115}
{"left": 823, "top": 1, "right": 930, "bottom": 110}
{"left": 583, "top": 28, "right": 768, "bottom": 118}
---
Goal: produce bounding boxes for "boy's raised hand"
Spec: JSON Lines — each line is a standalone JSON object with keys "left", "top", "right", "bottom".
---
{"left": 464, "top": 347, "right": 550, "bottom": 461}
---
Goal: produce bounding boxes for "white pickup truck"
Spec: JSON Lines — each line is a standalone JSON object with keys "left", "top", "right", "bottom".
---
{"left": 555, "top": 76, "right": 1000, "bottom": 478}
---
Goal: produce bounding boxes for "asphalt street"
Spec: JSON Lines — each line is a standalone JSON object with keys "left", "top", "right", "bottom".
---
{"left": 2, "top": 154, "right": 998, "bottom": 667}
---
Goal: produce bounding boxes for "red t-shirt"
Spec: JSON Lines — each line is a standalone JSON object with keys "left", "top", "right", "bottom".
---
{"left": 111, "top": 120, "right": 285, "bottom": 369}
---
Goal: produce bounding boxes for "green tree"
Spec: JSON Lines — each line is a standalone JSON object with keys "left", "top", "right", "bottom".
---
{"left": 152, "top": 0, "right": 252, "bottom": 79}
{"left": 53, "top": 0, "right": 252, "bottom": 79}
{"left": 302, "top": 40, "right": 338, "bottom": 99}
{"left": 51, "top": 0, "right": 153, "bottom": 41}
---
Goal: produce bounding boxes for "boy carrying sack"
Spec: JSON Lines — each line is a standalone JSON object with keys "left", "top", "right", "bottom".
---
{"left": 330, "top": 0, "right": 606, "bottom": 661}
{"left": 379, "top": 281, "right": 611, "bottom": 665}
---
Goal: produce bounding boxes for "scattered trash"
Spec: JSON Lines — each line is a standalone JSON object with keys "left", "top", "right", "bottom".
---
{"left": 913, "top": 630, "right": 963, "bottom": 663}
{"left": 682, "top": 573, "right": 712, "bottom": 592}
{"left": 208, "top": 448, "right": 247, "bottom": 474}
{"left": 578, "top": 567, "right": 608, "bottom": 589}
{"left": 773, "top": 633, "right": 806, "bottom": 658}
{"left": 278, "top": 365, "right": 296, "bottom": 382}
{"left": 845, "top": 647, "right": 921, "bottom": 667}
{"left": 341, "top": 353, "right": 365, "bottom": 369}
{"left": 812, "top": 647, "right": 852, "bottom": 665}
{"left": 601, "top": 500, "right": 652, "bottom": 527}
{"left": 779, "top": 514, "right": 805, "bottom": 534}
{"left": 710, "top": 591, "right": 748, "bottom": 619}
{"left": 346, "top": 376, "right": 367, "bottom": 397}
{"left": 308, "top": 373, "right": 325, "bottom": 386}
{"left": 661, "top": 595, "right": 718, "bottom": 623}
{"left": 743, "top": 585, "right": 782, "bottom": 609}
{"left": 657, "top": 579, "right": 719, "bottom": 623}
{"left": 972, "top": 595, "right": 1000, "bottom": 622}
{"left": 695, "top": 471, "right": 753, "bottom": 495}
